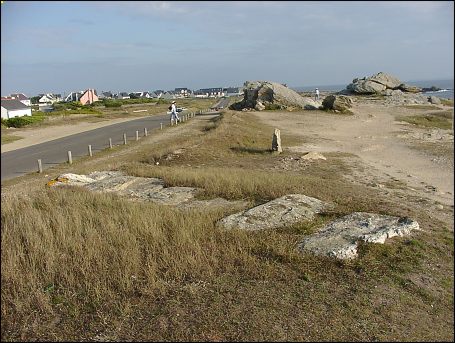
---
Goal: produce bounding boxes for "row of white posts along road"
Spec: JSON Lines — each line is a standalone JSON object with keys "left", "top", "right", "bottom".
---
{"left": 37, "top": 110, "right": 198, "bottom": 173}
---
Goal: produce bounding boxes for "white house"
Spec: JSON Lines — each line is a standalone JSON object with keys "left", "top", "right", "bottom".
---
{"left": 1, "top": 99, "right": 32, "bottom": 119}
{"left": 39, "top": 93, "right": 62, "bottom": 104}
{"left": 10, "top": 93, "right": 31, "bottom": 106}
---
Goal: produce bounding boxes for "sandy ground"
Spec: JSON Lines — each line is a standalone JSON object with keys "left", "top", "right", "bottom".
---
{"left": 1, "top": 116, "right": 150, "bottom": 153}
{"left": 254, "top": 100, "right": 454, "bottom": 208}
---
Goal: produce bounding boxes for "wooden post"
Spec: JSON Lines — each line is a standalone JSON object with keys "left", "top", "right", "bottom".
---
{"left": 109, "top": 138, "right": 113, "bottom": 149}
{"left": 160, "top": 123, "right": 163, "bottom": 130}
{"left": 144, "top": 128, "right": 148, "bottom": 136}
{"left": 136, "top": 130, "right": 139, "bottom": 141}
{"left": 67, "top": 151, "right": 72, "bottom": 164}
{"left": 123, "top": 133, "right": 127, "bottom": 145}
{"left": 37, "top": 159, "right": 43, "bottom": 173}
{"left": 88, "top": 145, "right": 92, "bottom": 157}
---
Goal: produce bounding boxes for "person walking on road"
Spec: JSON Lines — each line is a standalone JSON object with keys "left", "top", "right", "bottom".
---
{"left": 315, "top": 88, "right": 320, "bottom": 101}
{"left": 170, "top": 100, "right": 180, "bottom": 123}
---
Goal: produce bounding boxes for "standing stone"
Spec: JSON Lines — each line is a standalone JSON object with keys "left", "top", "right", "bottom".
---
{"left": 272, "top": 128, "right": 282, "bottom": 153}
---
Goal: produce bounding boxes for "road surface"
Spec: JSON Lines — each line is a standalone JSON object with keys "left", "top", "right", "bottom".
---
{"left": 1, "top": 113, "right": 172, "bottom": 181}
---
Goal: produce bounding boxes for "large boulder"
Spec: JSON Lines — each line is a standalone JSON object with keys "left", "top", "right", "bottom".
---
{"left": 230, "top": 81, "right": 321, "bottom": 111}
{"left": 345, "top": 72, "right": 421, "bottom": 95}
{"left": 322, "top": 95, "right": 353, "bottom": 113}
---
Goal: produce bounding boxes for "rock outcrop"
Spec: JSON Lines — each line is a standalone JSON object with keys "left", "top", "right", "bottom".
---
{"left": 47, "top": 171, "right": 247, "bottom": 209}
{"left": 345, "top": 72, "right": 422, "bottom": 95}
{"left": 298, "top": 212, "right": 420, "bottom": 259}
{"left": 322, "top": 95, "right": 353, "bottom": 113}
{"left": 230, "top": 80, "right": 322, "bottom": 111}
{"left": 217, "top": 194, "right": 332, "bottom": 231}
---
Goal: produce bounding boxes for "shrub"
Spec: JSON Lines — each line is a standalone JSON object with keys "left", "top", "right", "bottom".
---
{"left": 103, "top": 100, "right": 122, "bottom": 108}
{"left": 4, "top": 114, "right": 46, "bottom": 128}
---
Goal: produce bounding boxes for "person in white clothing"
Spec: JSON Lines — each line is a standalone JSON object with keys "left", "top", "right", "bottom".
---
{"left": 170, "top": 100, "right": 180, "bottom": 122}
{"left": 315, "top": 88, "right": 320, "bottom": 101}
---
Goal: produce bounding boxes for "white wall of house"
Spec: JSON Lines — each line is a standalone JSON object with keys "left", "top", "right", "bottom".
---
{"left": 19, "top": 99, "right": 31, "bottom": 106}
{"left": 1, "top": 107, "right": 32, "bottom": 119}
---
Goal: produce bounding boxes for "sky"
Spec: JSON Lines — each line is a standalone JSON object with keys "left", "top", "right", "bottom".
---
{"left": 1, "top": 1, "right": 454, "bottom": 96}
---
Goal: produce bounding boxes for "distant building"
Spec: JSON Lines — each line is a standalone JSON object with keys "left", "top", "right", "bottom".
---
{"left": 223, "top": 87, "right": 241, "bottom": 97}
{"left": 115, "top": 92, "right": 130, "bottom": 100}
{"left": 9, "top": 93, "right": 31, "bottom": 106}
{"left": 174, "top": 88, "right": 191, "bottom": 98}
{"left": 79, "top": 89, "right": 98, "bottom": 105}
{"left": 39, "top": 93, "right": 61, "bottom": 104}
{"left": 1, "top": 99, "right": 32, "bottom": 119}
{"left": 196, "top": 87, "right": 224, "bottom": 97}
{"left": 98, "top": 91, "right": 114, "bottom": 100}
{"left": 65, "top": 91, "right": 84, "bottom": 102}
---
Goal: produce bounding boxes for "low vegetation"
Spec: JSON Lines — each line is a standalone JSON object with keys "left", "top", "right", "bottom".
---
{"left": 1, "top": 108, "right": 453, "bottom": 341}
{"left": 396, "top": 110, "right": 453, "bottom": 130}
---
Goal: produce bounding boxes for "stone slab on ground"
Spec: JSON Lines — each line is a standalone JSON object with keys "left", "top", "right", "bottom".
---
{"left": 298, "top": 212, "right": 420, "bottom": 259}
{"left": 218, "top": 194, "right": 332, "bottom": 231}
{"left": 47, "top": 171, "right": 247, "bottom": 209}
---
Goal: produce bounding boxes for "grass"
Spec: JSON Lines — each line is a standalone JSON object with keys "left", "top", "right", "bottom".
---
{"left": 1, "top": 131, "right": 23, "bottom": 145}
{"left": 1, "top": 109, "right": 453, "bottom": 341}
{"left": 396, "top": 110, "right": 453, "bottom": 129}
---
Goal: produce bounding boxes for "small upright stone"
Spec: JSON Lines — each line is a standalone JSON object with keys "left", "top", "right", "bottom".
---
{"left": 272, "top": 128, "right": 282, "bottom": 153}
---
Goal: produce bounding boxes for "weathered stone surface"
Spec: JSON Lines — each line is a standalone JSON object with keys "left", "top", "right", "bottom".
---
{"left": 428, "top": 96, "right": 442, "bottom": 105}
{"left": 47, "top": 171, "right": 246, "bottom": 209}
{"left": 298, "top": 212, "right": 420, "bottom": 259}
{"left": 322, "top": 95, "right": 353, "bottom": 112}
{"left": 300, "top": 152, "right": 326, "bottom": 160}
{"left": 368, "top": 72, "right": 402, "bottom": 89}
{"left": 218, "top": 194, "right": 332, "bottom": 231}
{"left": 272, "top": 128, "right": 282, "bottom": 153}
{"left": 398, "top": 83, "right": 422, "bottom": 93}
{"left": 230, "top": 81, "right": 318, "bottom": 111}
{"left": 345, "top": 72, "right": 421, "bottom": 95}
{"left": 347, "top": 79, "right": 387, "bottom": 94}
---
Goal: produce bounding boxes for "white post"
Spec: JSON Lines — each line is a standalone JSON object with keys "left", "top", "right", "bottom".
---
{"left": 67, "top": 151, "right": 72, "bottom": 164}
{"left": 88, "top": 145, "right": 92, "bottom": 157}
{"left": 123, "top": 133, "right": 127, "bottom": 145}
{"left": 109, "top": 138, "right": 113, "bottom": 149}
{"left": 144, "top": 128, "right": 148, "bottom": 136}
{"left": 136, "top": 130, "right": 139, "bottom": 141}
{"left": 37, "top": 159, "right": 43, "bottom": 173}
{"left": 161, "top": 123, "right": 163, "bottom": 130}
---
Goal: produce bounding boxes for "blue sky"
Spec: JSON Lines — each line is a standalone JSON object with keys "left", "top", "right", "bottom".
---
{"left": 1, "top": 1, "right": 454, "bottom": 96}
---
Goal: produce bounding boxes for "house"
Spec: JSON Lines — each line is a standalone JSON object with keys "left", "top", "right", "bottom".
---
{"left": 116, "top": 92, "right": 130, "bottom": 100}
{"left": 174, "top": 88, "right": 191, "bottom": 98}
{"left": 98, "top": 91, "right": 114, "bottom": 100}
{"left": 9, "top": 93, "right": 31, "bottom": 106}
{"left": 65, "top": 91, "right": 83, "bottom": 102}
{"left": 197, "top": 88, "right": 224, "bottom": 97}
{"left": 223, "top": 87, "right": 241, "bottom": 97}
{"left": 1, "top": 99, "right": 32, "bottom": 119}
{"left": 160, "top": 91, "right": 176, "bottom": 100}
{"left": 151, "top": 90, "right": 164, "bottom": 98}
{"left": 79, "top": 89, "right": 98, "bottom": 105}
{"left": 39, "top": 93, "right": 61, "bottom": 104}
{"left": 130, "top": 91, "right": 152, "bottom": 99}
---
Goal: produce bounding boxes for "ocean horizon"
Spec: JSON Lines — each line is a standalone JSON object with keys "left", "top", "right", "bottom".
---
{"left": 291, "top": 78, "right": 454, "bottom": 99}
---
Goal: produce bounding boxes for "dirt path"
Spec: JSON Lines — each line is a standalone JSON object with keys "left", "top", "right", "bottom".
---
{"left": 254, "top": 101, "right": 454, "bottom": 207}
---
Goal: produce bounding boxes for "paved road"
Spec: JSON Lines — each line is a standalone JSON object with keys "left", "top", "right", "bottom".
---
{"left": 211, "top": 97, "right": 230, "bottom": 110}
{"left": 1, "top": 113, "right": 173, "bottom": 181}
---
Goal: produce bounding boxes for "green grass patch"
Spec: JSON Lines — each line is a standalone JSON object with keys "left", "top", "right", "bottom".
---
{"left": 396, "top": 112, "right": 453, "bottom": 129}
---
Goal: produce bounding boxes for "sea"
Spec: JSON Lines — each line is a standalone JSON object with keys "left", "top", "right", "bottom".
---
{"left": 292, "top": 79, "right": 454, "bottom": 99}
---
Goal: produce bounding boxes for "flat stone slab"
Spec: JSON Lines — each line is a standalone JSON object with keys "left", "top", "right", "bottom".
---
{"left": 217, "top": 194, "right": 332, "bottom": 231}
{"left": 298, "top": 212, "right": 420, "bottom": 259}
{"left": 47, "top": 171, "right": 246, "bottom": 209}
